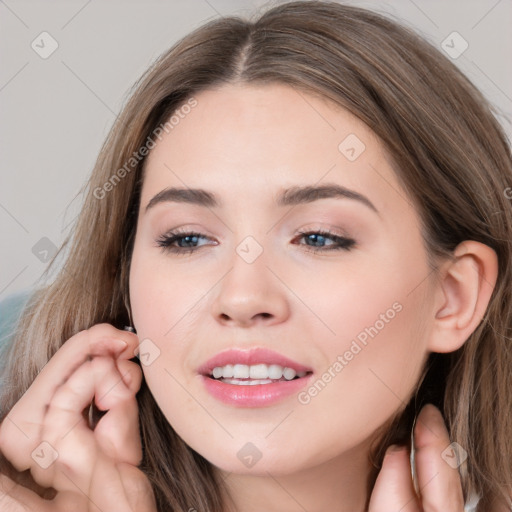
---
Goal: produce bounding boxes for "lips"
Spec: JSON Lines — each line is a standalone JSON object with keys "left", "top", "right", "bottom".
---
{"left": 197, "top": 347, "right": 314, "bottom": 407}
{"left": 197, "top": 347, "right": 313, "bottom": 377}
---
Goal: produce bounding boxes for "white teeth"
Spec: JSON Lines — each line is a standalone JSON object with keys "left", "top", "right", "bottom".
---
{"left": 233, "top": 364, "right": 250, "bottom": 379}
{"left": 249, "top": 364, "right": 269, "bottom": 379}
{"left": 222, "top": 364, "right": 234, "bottom": 378}
{"left": 283, "top": 367, "right": 297, "bottom": 380}
{"left": 212, "top": 367, "right": 223, "bottom": 379}
{"left": 268, "top": 364, "right": 283, "bottom": 380}
{"left": 210, "top": 363, "right": 307, "bottom": 381}
{"left": 222, "top": 379, "right": 274, "bottom": 385}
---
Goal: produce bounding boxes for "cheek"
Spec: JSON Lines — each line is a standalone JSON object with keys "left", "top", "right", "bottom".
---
{"left": 301, "top": 246, "right": 432, "bottom": 425}
{"left": 311, "top": 246, "right": 428, "bottom": 359}
{"left": 129, "top": 240, "right": 209, "bottom": 397}
{"left": 129, "top": 247, "right": 204, "bottom": 433}
{"left": 129, "top": 240, "right": 204, "bottom": 341}
{"left": 289, "top": 297, "right": 430, "bottom": 464}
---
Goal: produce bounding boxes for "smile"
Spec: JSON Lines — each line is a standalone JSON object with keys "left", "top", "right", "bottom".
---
{"left": 210, "top": 363, "right": 309, "bottom": 384}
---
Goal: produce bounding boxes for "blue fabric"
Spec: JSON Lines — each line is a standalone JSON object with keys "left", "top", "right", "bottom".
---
{"left": 0, "top": 290, "right": 30, "bottom": 360}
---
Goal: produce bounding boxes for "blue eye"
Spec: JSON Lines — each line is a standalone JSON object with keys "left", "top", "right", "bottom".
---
{"left": 295, "top": 230, "right": 356, "bottom": 252}
{"left": 156, "top": 229, "right": 356, "bottom": 255}
{"left": 156, "top": 230, "right": 212, "bottom": 255}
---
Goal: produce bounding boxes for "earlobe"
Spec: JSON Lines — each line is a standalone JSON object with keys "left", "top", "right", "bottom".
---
{"left": 428, "top": 241, "right": 498, "bottom": 353}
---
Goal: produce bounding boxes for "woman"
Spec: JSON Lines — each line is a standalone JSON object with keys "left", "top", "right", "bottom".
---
{"left": 0, "top": 1, "right": 511, "bottom": 510}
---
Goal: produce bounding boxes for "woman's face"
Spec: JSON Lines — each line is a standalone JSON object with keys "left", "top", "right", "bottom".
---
{"left": 129, "top": 83, "right": 437, "bottom": 475}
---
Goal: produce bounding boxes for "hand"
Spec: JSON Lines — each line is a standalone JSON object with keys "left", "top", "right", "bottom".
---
{"left": 0, "top": 323, "right": 157, "bottom": 511}
{"left": 369, "top": 404, "right": 465, "bottom": 511}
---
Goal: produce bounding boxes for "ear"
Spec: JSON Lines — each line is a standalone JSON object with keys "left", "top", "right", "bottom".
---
{"left": 427, "top": 240, "right": 498, "bottom": 353}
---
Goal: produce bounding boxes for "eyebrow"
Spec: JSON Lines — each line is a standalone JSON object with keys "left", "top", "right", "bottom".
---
{"left": 145, "top": 183, "right": 378, "bottom": 214}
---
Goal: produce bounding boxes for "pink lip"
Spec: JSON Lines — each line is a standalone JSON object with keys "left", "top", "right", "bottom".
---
{"left": 200, "top": 374, "right": 314, "bottom": 407}
{"left": 197, "top": 347, "right": 313, "bottom": 376}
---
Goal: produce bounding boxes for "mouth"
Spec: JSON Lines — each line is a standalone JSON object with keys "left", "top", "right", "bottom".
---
{"left": 197, "top": 348, "right": 314, "bottom": 407}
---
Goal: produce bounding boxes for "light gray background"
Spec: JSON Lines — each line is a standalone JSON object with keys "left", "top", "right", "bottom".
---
{"left": 1, "top": 0, "right": 511, "bottom": 298}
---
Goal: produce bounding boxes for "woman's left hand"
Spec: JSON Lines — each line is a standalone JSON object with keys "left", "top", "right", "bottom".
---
{"left": 368, "top": 403, "right": 466, "bottom": 511}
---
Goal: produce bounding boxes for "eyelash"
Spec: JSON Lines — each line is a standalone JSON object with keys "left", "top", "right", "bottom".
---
{"left": 156, "top": 228, "right": 356, "bottom": 255}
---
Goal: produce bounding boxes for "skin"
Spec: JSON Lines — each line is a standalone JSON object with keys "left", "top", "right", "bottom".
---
{"left": 128, "top": 83, "right": 497, "bottom": 511}
{"left": 0, "top": 83, "right": 499, "bottom": 511}
{"left": 0, "top": 326, "right": 156, "bottom": 511}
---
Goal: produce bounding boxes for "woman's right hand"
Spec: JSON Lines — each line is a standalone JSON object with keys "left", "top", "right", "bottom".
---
{"left": 0, "top": 323, "right": 157, "bottom": 511}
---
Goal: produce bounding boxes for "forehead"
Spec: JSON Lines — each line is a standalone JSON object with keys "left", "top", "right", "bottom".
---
{"left": 140, "top": 83, "right": 412, "bottom": 218}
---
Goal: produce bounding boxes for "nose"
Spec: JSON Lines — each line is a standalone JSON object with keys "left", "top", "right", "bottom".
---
{"left": 211, "top": 245, "right": 290, "bottom": 328}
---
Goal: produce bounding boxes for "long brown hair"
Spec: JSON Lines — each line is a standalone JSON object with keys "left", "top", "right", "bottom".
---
{"left": 1, "top": 1, "right": 511, "bottom": 510}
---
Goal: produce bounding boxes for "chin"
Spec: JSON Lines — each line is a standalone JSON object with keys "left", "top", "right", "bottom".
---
{"left": 193, "top": 441, "right": 316, "bottom": 477}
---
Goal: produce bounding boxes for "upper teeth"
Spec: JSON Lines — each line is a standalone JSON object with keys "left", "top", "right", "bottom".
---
{"left": 211, "top": 364, "right": 306, "bottom": 380}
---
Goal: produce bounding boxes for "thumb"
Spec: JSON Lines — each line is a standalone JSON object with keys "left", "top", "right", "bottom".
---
{"left": 368, "top": 444, "right": 420, "bottom": 512}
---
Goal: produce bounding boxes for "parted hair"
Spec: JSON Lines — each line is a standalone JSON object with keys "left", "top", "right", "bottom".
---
{"left": 1, "top": 1, "right": 511, "bottom": 510}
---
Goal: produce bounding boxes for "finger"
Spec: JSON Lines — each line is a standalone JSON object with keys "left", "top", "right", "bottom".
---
{"left": 115, "top": 463, "right": 156, "bottom": 512}
{"left": 116, "top": 359, "right": 143, "bottom": 396}
{"left": 90, "top": 356, "right": 137, "bottom": 411}
{"left": 91, "top": 358, "right": 143, "bottom": 465}
{"left": 0, "top": 473, "right": 55, "bottom": 512}
{"left": 0, "top": 324, "right": 139, "bottom": 471}
{"left": 88, "top": 359, "right": 142, "bottom": 431}
{"left": 368, "top": 444, "right": 420, "bottom": 512}
{"left": 0, "top": 473, "right": 88, "bottom": 512}
{"left": 20, "top": 324, "right": 138, "bottom": 412}
{"left": 414, "top": 404, "right": 465, "bottom": 511}
{"left": 34, "top": 357, "right": 136, "bottom": 490}
{"left": 94, "top": 396, "right": 142, "bottom": 465}
{"left": 89, "top": 459, "right": 156, "bottom": 512}
{"left": 76, "top": 357, "right": 143, "bottom": 466}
